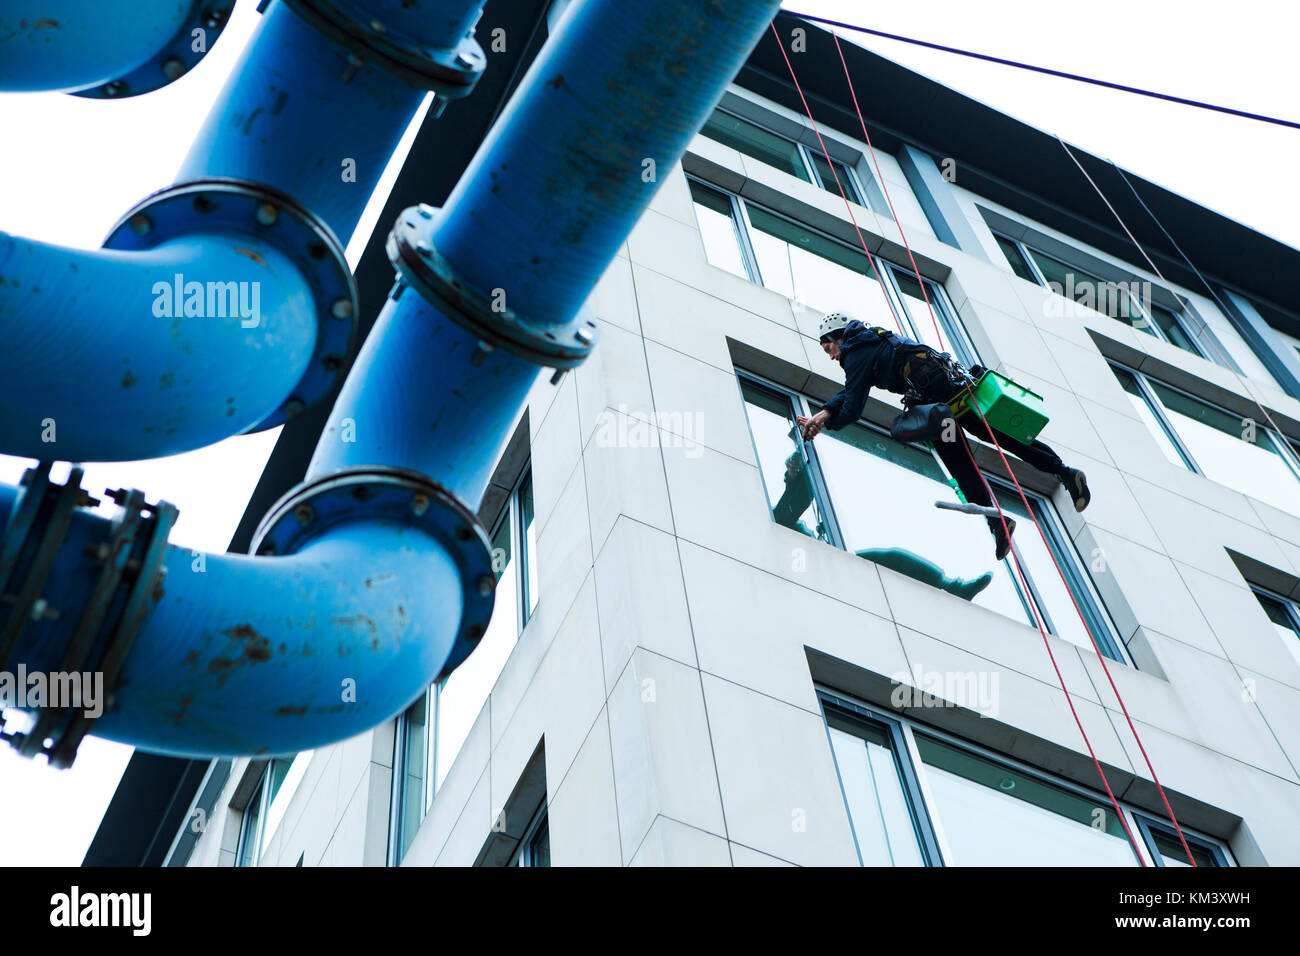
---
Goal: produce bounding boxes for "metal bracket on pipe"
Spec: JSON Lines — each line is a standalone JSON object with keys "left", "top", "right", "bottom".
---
{"left": 71, "top": 1, "right": 237, "bottom": 99}
{"left": 0, "top": 465, "right": 178, "bottom": 768}
{"left": 104, "top": 178, "right": 359, "bottom": 426}
{"left": 251, "top": 466, "right": 496, "bottom": 680}
{"left": 280, "top": 0, "right": 487, "bottom": 100}
{"left": 387, "top": 204, "right": 600, "bottom": 374}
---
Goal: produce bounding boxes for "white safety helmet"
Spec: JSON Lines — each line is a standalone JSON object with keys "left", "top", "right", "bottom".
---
{"left": 818, "top": 312, "right": 852, "bottom": 342}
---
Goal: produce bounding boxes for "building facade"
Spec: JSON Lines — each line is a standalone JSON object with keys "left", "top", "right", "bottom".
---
{"left": 96, "top": 15, "right": 1300, "bottom": 867}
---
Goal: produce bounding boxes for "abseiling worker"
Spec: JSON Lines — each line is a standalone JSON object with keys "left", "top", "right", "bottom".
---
{"left": 797, "top": 312, "right": 1091, "bottom": 560}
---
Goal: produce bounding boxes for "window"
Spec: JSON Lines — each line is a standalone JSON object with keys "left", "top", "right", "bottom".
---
{"left": 739, "top": 376, "right": 1126, "bottom": 660}
{"left": 509, "top": 806, "right": 550, "bottom": 867}
{"left": 820, "top": 692, "right": 1235, "bottom": 867}
{"left": 391, "top": 690, "right": 429, "bottom": 863}
{"left": 235, "top": 752, "right": 313, "bottom": 867}
{"left": 699, "top": 108, "right": 869, "bottom": 207}
{"left": 1133, "top": 816, "right": 1231, "bottom": 867}
{"left": 389, "top": 468, "right": 537, "bottom": 864}
{"left": 823, "top": 707, "right": 935, "bottom": 866}
{"left": 1252, "top": 587, "right": 1300, "bottom": 671}
{"left": 913, "top": 732, "right": 1136, "bottom": 865}
{"left": 688, "top": 180, "right": 750, "bottom": 281}
{"left": 994, "top": 232, "right": 1212, "bottom": 361}
{"left": 701, "top": 109, "right": 809, "bottom": 182}
{"left": 690, "top": 179, "right": 977, "bottom": 365}
{"left": 1113, "top": 364, "right": 1300, "bottom": 517}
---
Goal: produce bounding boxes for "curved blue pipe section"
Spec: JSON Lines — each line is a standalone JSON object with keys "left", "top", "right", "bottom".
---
{"left": 431, "top": 0, "right": 785, "bottom": 327}
{"left": 12, "top": 505, "right": 462, "bottom": 756}
{"left": 0, "top": 231, "right": 317, "bottom": 462}
{"left": 307, "top": 290, "right": 538, "bottom": 504}
{"left": 178, "top": 0, "right": 429, "bottom": 243}
{"left": 0, "top": 0, "right": 196, "bottom": 93}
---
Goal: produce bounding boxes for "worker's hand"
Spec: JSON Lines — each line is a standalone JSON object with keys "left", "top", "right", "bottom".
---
{"left": 796, "top": 411, "right": 829, "bottom": 441}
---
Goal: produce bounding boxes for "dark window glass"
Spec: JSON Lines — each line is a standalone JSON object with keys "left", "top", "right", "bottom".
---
{"left": 700, "top": 110, "right": 810, "bottom": 181}
{"left": 397, "top": 693, "right": 428, "bottom": 860}
{"left": 995, "top": 235, "right": 1038, "bottom": 284}
{"left": 1026, "top": 248, "right": 1157, "bottom": 337}
{"left": 518, "top": 472, "right": 537, "bottom": 621}
{"left": 1255, "top": 590, "right": 1300, "bottom": 670}
{"left": 809, "top": 152, "right": 864, "bottom": 205}
{"left": 1150, "top": 303, "right": 1201, "bottom": 355}
{"left": 236, "top": 772, "right": 265, "bottom": 867}
{"left": 1148, "top": 826, "right": 1221, "bottom": 867}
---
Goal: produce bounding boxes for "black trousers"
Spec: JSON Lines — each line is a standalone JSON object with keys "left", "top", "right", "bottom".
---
{"left": 931, "top": 410, "right": 1065, "bottom": 510}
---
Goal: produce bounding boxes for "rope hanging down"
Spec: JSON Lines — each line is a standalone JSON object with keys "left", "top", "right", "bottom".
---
{"left": 770, "top": 18, "right": 1198, "bottom": 865}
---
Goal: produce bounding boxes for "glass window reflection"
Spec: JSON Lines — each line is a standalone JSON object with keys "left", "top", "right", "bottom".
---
{"left": 825, "top": 710, "right": 927, "bottom": 866}
{"left": 688, "top": 180, "right": 749, "bottom": 279}
{"left": 1148, "top": 380, "right": 1300, "bottom": 517}
{"left": 740, "top": 380, "right": 830, "bottom": 542}
{"left": 914, "top": 734, "right": 1140, "bottom": 866}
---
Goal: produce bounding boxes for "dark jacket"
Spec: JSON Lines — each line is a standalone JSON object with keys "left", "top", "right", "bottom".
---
{"left": 820, "top": 320, "right": 922, "bottom": 430}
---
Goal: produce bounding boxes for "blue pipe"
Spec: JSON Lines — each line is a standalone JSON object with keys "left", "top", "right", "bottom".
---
{"left": 178, "top": 1, "right": 439, "bottom": 243}
{"left": 430, "top": 0, "right": 785, "bottom": 328}
{"left": 0, "top": 230, "right": 317, "bottom": 462}
{"left": 307, "top": 288, "right": 539, "bottom": 505}
{"left": 8, "top": 501, "right": 464, "bottom": 757}
{"left": 1, "top": 0, "right": 785, "bottom": 762}
{"left": 0, "top": 0, "right": 233, "bottom": 97}
{"left": 309, "top": 0, "right": 786, "bottom": 502}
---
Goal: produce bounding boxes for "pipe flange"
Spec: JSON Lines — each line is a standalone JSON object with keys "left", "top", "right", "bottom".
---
{"left": 250, "top": 467, "right": 495, "bottom": 679}
{"left": 104, "top": 178, "right": 359, "bottom": 427}
{"left": 70, "top": 1, "right": 237, "bottom": 100}
{"left": 387, "top": 204, "right": 600, "bottom": 370}
{"left": 280, "top": 0, "right": 486, "bottom": 98}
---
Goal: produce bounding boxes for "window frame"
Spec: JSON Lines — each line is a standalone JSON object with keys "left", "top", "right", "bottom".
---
{"left": 1249, "top": 584, "right": 1300, "bottom": 669}
{"left": 388, "top": 465, "right": 537, "bottom": 865}
{"left": 818, "top": 688, "right": 1236, "bottom": 867}
{"left": 1131, "top": 813, "right": 1235, "bottom": 868}
{"left": 699, "top": 106, "right": 871, "bottom": 210}
{"left": 1112, "top": 362, "right": 1300, "bottom": 496}
{"left": 690, "top": 177, "right": 980, "bottom": 365}
{"left": 737, "top": 371, "right": 1127, "bottom": 662}
{"left": 234, "top": 753, "right": 310, "bottom": 867}
{"left": 993, "top": 231, "right": 1210, "bottom": 360}
{"left": 509, "top": 802, "right": 550, "bottom": 867}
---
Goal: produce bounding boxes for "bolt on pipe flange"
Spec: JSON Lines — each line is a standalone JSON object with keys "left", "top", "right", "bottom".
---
{"left": 280, "top": 0, "right": 487, "bottom": 98}
{"left": 70, "top": 1, "right": 237, "bottom": 100}
{"left": 103, "top": 178, "right": 359, "bottom": 428}
{"left": 387, "top": 205, "right": 600, "bottom": 370}
{"left": 250, "top": 466, "right": 495, "bottom": 680}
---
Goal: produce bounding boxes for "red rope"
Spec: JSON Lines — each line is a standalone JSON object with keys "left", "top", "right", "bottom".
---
{"left": 770, "top": 23, "right": 904, "bottom": 337}
{"left": 955, "top": 426, "right": 1146, "bottom": 862}
{"left": 962, "top": 395, "right": 1198, "bottom": 865}
{"left": 829, "top": 31, "right": 948, "bottom": 354}
{"left": 771, "top": 17, "right": 1196, "bottom": 864}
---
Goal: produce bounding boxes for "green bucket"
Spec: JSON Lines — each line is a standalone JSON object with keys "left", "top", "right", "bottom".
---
{"left": 949, "top": 369, "right": 1048, "bottom": 445}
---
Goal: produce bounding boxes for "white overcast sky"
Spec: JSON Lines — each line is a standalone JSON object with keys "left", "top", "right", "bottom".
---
{"left": 0, "top": 0, "right": 1294, "bottom": 865}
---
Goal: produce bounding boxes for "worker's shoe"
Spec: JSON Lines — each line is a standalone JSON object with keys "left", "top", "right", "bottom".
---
{"left": 1058, "top": 466, "right": 1091, "bottom": 513}
{"left": 988, "top": 516, "right": 1016, "bottom": 561}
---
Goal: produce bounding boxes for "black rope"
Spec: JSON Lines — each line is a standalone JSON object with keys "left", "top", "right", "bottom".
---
{"left": 782, "top": 10, "right": 1300, "bottom": 131}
